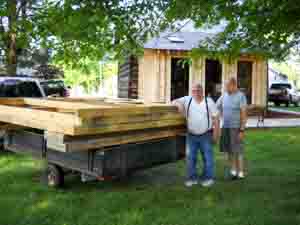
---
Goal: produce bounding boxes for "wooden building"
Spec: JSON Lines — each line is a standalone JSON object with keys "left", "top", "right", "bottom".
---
{"left": 118, "top": 32, "right": 268, "bottom": 107}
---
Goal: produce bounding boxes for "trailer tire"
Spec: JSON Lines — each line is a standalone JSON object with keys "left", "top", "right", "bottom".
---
{"left": 0, "top": 142, "right": 5, "bottom": 154}
{"left": 47, "top": 164, "right": 64, "bottom": 188}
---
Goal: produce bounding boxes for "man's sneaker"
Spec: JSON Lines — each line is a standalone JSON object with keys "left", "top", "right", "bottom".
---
{"left": 201, "top": 179, "right": 215, "bottom": 187}
{"left": 185, "top": 180, "right": 198, "bottom": 187}
{"left": 237, "top": 172, "right": 245, "bottom": 179}
{"left": 230, "top": 170, "right": 237, "bottom": 177}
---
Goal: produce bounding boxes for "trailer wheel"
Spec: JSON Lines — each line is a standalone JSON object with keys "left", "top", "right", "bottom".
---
{"left": 0, "top": 142, "right": 5, "bottom": 154}
{"left": 47, "top": 164, "right": 64, "bottom": 188}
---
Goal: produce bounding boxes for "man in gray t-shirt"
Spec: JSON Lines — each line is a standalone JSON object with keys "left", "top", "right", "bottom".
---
{"left": 216, "top": 77, "right": 248, "bottom": 179}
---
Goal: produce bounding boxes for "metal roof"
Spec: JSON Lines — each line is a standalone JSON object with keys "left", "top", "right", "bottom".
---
{"left": 144, "top": 31, "right": 215, "bottom": 51}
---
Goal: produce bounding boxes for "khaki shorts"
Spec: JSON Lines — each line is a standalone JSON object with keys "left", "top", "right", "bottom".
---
{"left": 220, "top": 128, "right": 244, "bottom": 154}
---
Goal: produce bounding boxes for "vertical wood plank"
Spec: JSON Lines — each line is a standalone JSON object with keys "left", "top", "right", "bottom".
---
{"left": 159, "top": 52, "right": 166, "bottom": 102}
{"left": 165, "top": 51, "right": 171, "bottom": 103}
{"left": 257, "top": 60, "right": 262, "bottom": 105}
{"left": 138, "top": 56, "right": 144, "bottom": 100}
{"left": 252, "top": 60, "right": 257, "bottom": 105}
{"left": 142, "top": 50, "right": 156, "bottom": 103}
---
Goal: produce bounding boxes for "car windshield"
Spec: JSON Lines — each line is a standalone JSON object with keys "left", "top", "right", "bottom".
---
{"left": 40, "top": 80, "right": 65, "bottom": 96}
{"left": 0, "top": 80, "right": 43, "bottom": 97}
{"left": 271, "top": 84, "right": 292, "bottom": 89}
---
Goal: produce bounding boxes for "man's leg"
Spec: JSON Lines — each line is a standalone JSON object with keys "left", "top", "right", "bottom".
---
{"left": 187, "top": 135, "right": 200, "bottom": 182}
{"left": 199, "top": 132, "right": 214, "bottom": 182}
{"left": 228, "top": 153, "right": 237, "bottom": 177}
{"left": 236, "top": 153, "right": 245, "bottom": 178}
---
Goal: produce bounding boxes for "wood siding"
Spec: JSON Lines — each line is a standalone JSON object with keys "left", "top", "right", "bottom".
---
{"left": 135, "top": 49, "right": 268, "bottom": 107}
{"left": 118, "top": 56, "right": 138, "bottom": 99}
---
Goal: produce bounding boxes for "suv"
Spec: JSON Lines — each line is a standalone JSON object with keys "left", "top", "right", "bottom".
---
{"left": 269, "top": 83, "right": 300, "bottom": 107}
{"left": 0, "top": 76, "right": 69, "bottom": 98}
{"left": 40, "top": 79, "right": 70, "bottom": 97}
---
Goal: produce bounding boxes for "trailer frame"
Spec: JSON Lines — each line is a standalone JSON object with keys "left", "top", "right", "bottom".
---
{"left": 2, "top": 129, "right": 185, "bottom": 188}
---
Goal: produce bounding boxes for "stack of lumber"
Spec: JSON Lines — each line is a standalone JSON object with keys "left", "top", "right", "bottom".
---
{"left": 0, "top": 97, "right": 186, "bottom": 152}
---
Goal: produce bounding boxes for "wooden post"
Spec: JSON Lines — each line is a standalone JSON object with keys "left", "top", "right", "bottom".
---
{"left": 165, "top": 51, "right": 171, "bottom": 103}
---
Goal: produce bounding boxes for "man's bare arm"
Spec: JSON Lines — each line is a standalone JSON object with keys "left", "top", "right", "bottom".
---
{"left": 172, "top": 99, "right": 185, "bottom": 115}
{"left": 240, "top": 108, "right": 247, "bottom": 130}
{"left": 212, "top": 115, "right": 220, "bottom": 142}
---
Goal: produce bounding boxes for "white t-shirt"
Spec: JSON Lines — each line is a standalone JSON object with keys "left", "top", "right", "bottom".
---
{"left": 177, "top": 96, "right": 218, "bottom": 135}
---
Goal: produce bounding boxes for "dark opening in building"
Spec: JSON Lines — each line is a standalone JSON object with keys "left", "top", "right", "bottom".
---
{"left": 171, "top": 58, "right": 189, "bottom": 100}
{"left": 205, "top": 59, "right": 222, "bottom": 102}
{"left": 237, "top": 61, "right": 252, "bottom": 104}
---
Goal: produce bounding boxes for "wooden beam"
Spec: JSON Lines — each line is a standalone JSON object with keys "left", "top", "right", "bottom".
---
{"left": 74, "top": 119, "right": 185, "bottom": 136}
{"left": 76, "top": 104, "right": 179, "bottom": 119}
{"left": 0, "top": 98, "right": 25, "bottom": 106}
{"left": 46, "top": 128, "right": 186, "bottom": 152}
{"left": 0, "top": 98, "right": 185, "bottom": 136}
{"left": 23, "top": 98, "right": 103, "bottom": 110}
{"left": 0, "top": 104, "right": 77, "bottom": 135}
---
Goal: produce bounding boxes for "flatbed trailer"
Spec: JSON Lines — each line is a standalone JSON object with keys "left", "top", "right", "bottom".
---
{"left": 2, "top": 128, "right": 185, "bottom": 187}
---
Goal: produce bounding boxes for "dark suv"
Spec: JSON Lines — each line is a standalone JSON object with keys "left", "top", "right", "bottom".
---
{"left": 40, "top": 80, "right": 70, "bottom": 97}
{"left": 0, "top": 77, "right": 69, "bottom": 98}
{"left": 269, "top": 83, "right": 300, "bottom": 107}
{"left": 0, "top": 77, "right": 44, "bottom": 97}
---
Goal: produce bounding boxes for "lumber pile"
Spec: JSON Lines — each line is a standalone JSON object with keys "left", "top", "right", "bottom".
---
{"left": 0, "top": 97, "right": 186, "bottom": 152}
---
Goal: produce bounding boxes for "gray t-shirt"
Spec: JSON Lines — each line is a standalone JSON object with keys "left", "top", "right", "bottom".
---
{"left": 176, "top": 96, "right": 218, "bottom": 135}
{"left": 216, "top": 91, "right": 247, "bottom": 128}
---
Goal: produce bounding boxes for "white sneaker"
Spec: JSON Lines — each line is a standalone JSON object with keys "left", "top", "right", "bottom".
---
{"left": 230, "top": 170, "right": 237, "bottom": 177}
{"left": 201, "top": 179, "right": 215, "bottom": 187}
{"left": 238, "top": 172, "right": 245, "bottom": 179}
{"left": 185, "top": 180, "right": 198, "bottom": 187}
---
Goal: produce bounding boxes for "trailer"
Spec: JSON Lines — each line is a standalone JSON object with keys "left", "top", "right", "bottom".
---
{"left": 2, "top": 129, "right": 185, "bottom": 187}
{"left": 0, "top": 98, "right": 186, "bottom": 187}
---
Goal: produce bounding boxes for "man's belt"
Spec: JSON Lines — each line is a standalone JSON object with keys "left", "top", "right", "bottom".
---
{"left": 188, "top": 129, "right": 213, "bottom": 137}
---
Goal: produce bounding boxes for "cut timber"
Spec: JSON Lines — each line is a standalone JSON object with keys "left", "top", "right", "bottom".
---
{"left": 46, "top": 127, "right": 185, "bottom": 152}
{"left": 0, "top": 98, "right": 186, "bottom": 137}
{"left": 0, "top": 104, "right": 78, "bottom": 135}
{"left": 75, "top": 119, "right": 185, "bottom": 135}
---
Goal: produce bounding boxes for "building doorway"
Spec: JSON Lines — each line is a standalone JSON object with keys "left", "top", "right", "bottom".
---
{"left": 171, "top": 58, "right": 189, "bottom": 100}
{"left": 237, "top": 61, "right": 252, "bottom": 104}
{"left": 205, "top": 59, "right": 222, "bottom": 102}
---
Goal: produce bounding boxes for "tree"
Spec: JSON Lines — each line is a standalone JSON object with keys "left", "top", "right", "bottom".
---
{"left": 62, "top": 59, "right": 117, "bottom": 93}
{"left": 0, "top": 0, "right": 41, "bottom": 74}
{"left": 33, "top": 64, "right": 64, "bottom": 79}
{"left": 1, "top": 0, "right": 169, "bottom": 74}
{"left": 166, "top": 0, "right": 300, "bottom": 60}
{"left": 32, "top": 0, "right": 169, "bottom": 68}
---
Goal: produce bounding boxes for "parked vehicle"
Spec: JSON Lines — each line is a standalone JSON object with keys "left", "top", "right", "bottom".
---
{"left": 269, "top": 83, "right": 300, "bottom": 107}
{"left": 0, "top": 77, "right": 45, "bottom": 97}
{"left": 0, "top": 76, "right": 69, "bottom": 98}
{"left": 40, "top": 79, "right": 70, "bottom": 97}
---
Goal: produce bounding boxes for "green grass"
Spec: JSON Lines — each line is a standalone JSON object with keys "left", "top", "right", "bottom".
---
{"left": 1, "top": 128, "right": 300, "bottom": 225}
{"left": 271, "top": 105, "right": 300, "bottom": 112}
{"left": 268, "top": 102, "right": 300, "bottom": 112}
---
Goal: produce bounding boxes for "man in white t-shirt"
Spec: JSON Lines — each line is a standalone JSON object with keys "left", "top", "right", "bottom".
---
{"left": 173, "top": 83, "right": 220, "bottom": 187}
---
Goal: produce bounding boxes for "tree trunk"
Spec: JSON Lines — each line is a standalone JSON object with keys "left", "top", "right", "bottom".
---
{"left": 6, "top": 0, "right": 17, "bottom": 75}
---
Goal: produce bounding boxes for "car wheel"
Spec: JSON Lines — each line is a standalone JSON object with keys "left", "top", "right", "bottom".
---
{"left": 47, "top": 164, "right": 64, "bottom": 188}
{"left": 0, "top": 138, "right": 5, "bottom": 154}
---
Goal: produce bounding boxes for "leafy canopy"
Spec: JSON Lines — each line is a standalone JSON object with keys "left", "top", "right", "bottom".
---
{"left": 35, "top": 0, "right": 169, "bottom": 68}
{"left": 166, "top": 0, "right": 300, "bottom": 60}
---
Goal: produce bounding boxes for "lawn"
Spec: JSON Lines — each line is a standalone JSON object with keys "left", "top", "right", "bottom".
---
{"left": 268, "top": 102, "right": 300, "bottom": 112}
{"left": 271, "top": 106, "right": 300, "bottom": 112}
{"left": 1, "top": 128, "right": 300, "bottom": 225}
